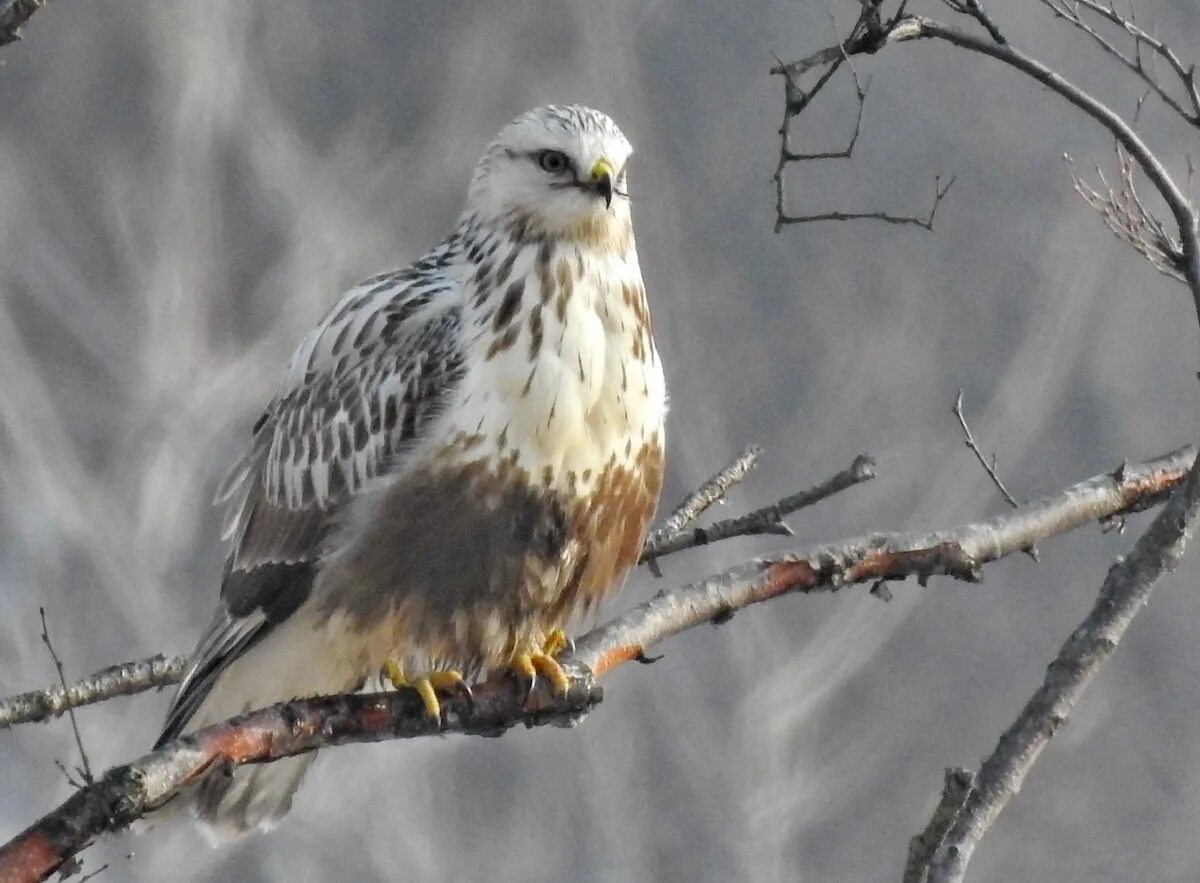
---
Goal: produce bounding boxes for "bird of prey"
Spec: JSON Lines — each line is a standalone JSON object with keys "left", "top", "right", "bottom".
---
{"left": 157, "top": 104, "right": 667, "bottom": 836}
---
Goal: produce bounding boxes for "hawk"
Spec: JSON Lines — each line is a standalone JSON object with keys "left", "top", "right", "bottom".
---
{"left": 157, "top": 105, "right": 667, "bottom": 836}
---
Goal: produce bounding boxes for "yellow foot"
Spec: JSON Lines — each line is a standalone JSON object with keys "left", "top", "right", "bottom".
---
{"left": 383, "top": 661, "right": 471, "bottom": 718}
{"left": 509, "top": 647, "right": 571, "bottom": 698}
{"left": 541, "top": 628, "right": 573, "bottom": 657}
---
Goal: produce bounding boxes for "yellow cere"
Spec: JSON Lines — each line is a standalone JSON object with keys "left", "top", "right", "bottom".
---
{"left": 590, "top": 158, "right": 614, "bottom": 181}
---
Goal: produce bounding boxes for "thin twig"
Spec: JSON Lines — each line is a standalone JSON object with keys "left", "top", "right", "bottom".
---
{"left": 37, "top": 609, "right": 92, "bottom": 786}
{"left": 1037, "top": 0, "right": 1200, "bottom": 126}
{"left": 781, "top": 73, "right": 870, "bottom": 163}
{"left": 952, "top": 390, "right": 1020, "bottom": 509}
{"left": 770, "top": 1, "right": 957, "bottom": 232}
{"left": 641, "top": 444, "right": 762, "bottom": 576}
{"left": 942, "top": 0, "right": 1006, "bottom": 44}
{"left": 1065, "top": 150, "right": 1185, "bottom": 282}
{"left": 641, "top": 454, "right": 876, "bottom": 562}
{"left": 76, "top": 863, "right": 108, "bottom": 883}
{"left": 777, "top": 175, "right": 954, "bottom": 230}
{"left": 0, "top": 654, "right": 188, "bottom": 730}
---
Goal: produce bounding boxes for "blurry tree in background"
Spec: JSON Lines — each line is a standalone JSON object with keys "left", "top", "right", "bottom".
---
{"left": 0, "top": 1, "right": 1198, "bottom": 881}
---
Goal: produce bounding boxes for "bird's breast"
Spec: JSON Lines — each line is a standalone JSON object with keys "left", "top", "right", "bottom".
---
{"left": 451, "top": 241, "right": 666, "bottom": 497}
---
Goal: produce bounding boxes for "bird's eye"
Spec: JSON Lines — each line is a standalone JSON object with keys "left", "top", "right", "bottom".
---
{"left": 537, "top": 150, "right": 571, "bottom": 174}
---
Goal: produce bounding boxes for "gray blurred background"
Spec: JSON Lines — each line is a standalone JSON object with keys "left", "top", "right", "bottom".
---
{"left": 1, "top": 1, "right": 1198, "bottom": 880}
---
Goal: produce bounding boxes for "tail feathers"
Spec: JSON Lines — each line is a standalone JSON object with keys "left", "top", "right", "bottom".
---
{"left": 151, "top": 606, "right": 366, "bottom": 839}
{"left": 193, "top": 754, "right": 317, "bottom": 842}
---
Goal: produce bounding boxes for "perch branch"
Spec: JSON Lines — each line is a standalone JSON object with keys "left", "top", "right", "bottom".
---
{"left": 0, "top": 674, "right": 602, "bottom": 883}
{"left": 0, "top": 446, "right": 1193, "bottom": 882}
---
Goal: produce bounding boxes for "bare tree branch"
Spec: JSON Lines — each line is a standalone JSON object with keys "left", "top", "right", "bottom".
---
{"left": 641, "top": 444, "right": 762, "bottom": 577}
{"left": 0, "top": 0, "right": 47, "bottom": 48}
{"left": 36, "top": 610, "right": 93, "bottom": 787}
{"left": 1037, "top": 0, "right": 1200, "bottom": 126}
{"left": 641, "top": 454, "right": 876, "bottom": 564}
{"left": 904, "top": 768, "right": 974, "bottom": 883}
{"left": 770, "top": 3, "right": 955, "bottom": 232}
{"left": 569, "top": 445, "right": 1192, "bottom": 676}
{"left": 0, "top": 655, "right": 187, "bottom": 731}
{"left": 0, "top": 674, "right": 603, "bottom": 883}
{"left": 919, "top": 461, "right": 1200, "bottom": 883}
{"left": 774, "top": 8, "right": 1200, "bottom": 309}
{"left": 0, "top": 446, "right": 1192, "bottom": 882}
{"left": 952, "top": 390, "right": 1021, "bottom": 510}
{"left": 899, "top": 15, "right": 1200, "bottom": 307}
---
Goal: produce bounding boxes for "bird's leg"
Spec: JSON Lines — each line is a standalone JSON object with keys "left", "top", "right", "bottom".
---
{"left": 383, "top": 660, "right": 472, "bottom": 719}
{"left": 541, "top": 628, "right": 573, "bottom": 657}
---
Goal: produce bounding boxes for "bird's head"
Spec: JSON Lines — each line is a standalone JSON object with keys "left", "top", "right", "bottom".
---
{"left": 465, "top": 105, "right": 634, "bottom": 250}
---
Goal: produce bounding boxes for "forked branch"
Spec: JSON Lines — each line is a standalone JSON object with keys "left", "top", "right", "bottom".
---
{"left": 1037, "top": 0, "right": 1200, "bottom": 126}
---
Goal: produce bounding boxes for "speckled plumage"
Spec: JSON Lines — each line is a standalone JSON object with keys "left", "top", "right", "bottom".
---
{"left": 158, "top": 105, "right": 666, "bottom": 835}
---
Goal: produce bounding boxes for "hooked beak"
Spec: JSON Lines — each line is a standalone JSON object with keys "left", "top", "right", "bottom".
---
{"left": 589, "top": 158, "right": 615, "bottom": 209}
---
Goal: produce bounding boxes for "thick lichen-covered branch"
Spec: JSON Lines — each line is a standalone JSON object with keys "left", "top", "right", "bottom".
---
{"left": 0, "top": 675, "right": 601, "bottom": 883}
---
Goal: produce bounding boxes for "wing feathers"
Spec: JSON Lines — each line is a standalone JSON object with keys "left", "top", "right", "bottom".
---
{"left": 161, "top": 252, "right": 467, "bottom": 744}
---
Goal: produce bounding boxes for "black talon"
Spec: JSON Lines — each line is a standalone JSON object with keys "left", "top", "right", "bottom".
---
{"left": 509, "top": 668, "right": 536, "bottom": 705}
{"left": 455, "top": 680, "right": 476, "bottom": 714}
